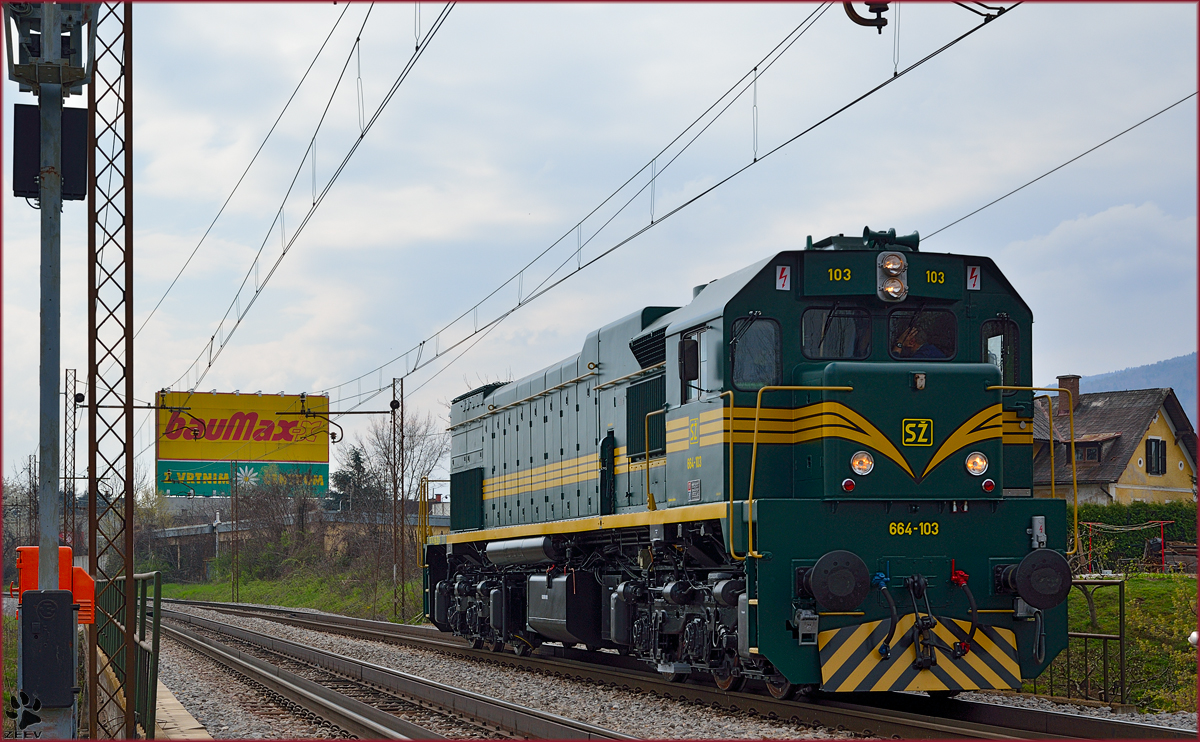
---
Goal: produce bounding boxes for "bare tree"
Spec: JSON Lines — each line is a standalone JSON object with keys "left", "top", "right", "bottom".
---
{"left": 354, "top": 409, "right": 449, "bottom": 617}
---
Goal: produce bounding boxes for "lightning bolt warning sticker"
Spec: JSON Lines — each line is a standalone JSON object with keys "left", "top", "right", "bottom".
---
{"left": 966, "top": 265, "right": 980, "bottom": 291}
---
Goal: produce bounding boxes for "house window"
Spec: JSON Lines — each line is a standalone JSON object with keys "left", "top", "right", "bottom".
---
{"left": 1075, "top": 444, "right": 1099, "bottom": 462}
{"left": 731, "top": 317, "right": 781, "bottom": 391}
{"left": 1146, "top": 438, "right": 1167, "bottom": 476}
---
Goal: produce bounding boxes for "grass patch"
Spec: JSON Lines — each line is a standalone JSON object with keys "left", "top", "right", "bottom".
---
{"left": 3, "top": 614, "right": 15, "bottom": 708}
{"left": 162, "top": 570, "right": 427, "bottom": 623}
{"left": 1033, "top": 573, "right": 1196, "bottom": 712}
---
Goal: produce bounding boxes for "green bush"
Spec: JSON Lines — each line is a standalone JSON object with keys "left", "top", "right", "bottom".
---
{"left": 1069, "top": 502, "right": 1196, "bottom": 565}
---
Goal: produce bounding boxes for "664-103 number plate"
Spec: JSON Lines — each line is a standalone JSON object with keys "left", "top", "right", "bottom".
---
{"left": 889, "top": 521, "right": 939, "bottom": 536}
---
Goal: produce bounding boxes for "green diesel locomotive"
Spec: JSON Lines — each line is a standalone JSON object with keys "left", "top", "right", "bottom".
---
{"left": 425, "top": 227, "right": 1073, "bottom": 697}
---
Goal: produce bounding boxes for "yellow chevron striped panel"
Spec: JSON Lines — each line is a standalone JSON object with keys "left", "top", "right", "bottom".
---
{"left": 817, "top": 614, "right": 1020, "bottom": 692}
{"left": 1002, "top": 409, "right": 1034, "bottom": 445}
{"left": 921, "top": 404, "right": 1002, "bottom": 479}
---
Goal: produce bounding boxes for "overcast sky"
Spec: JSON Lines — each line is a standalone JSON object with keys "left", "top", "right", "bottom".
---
{"left": 3, "top": 2, "right": 1196, "bottom": 485}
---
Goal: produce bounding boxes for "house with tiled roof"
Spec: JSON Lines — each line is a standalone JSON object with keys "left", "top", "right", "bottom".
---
{"left": 1032, "top": 375, "right": 1198, "bottom": 505}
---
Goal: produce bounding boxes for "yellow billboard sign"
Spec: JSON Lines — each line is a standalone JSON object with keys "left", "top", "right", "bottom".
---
{"left": 156, "top": 391, "right": 329, "bottom": 463}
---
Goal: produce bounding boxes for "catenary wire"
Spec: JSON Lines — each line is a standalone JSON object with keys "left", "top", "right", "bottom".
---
{"left": 137, "top": 4, "right": 454, "bottom": 462}
{"left": 332, "top": 3, "right": 835, "bottom": 397}
{"left": 169, "top": 3, "right": 381, "bottom": 389}
{"left": 139, "top": 3, "right": 1002, "bottom": 468}
{"left": 326, "top": 4, "right": 1014, "bottom": 415}
{"left": 130, "top": 4, "right": 351, "bottom": 342}
{"left": 924, "top": 91, "right": 1198, "bottom": 240}
{"left": 170, "top": 3, "right": 454, "bottom": 393}
{"left": 137, "top": 4, "right": 380, "bottom": 460}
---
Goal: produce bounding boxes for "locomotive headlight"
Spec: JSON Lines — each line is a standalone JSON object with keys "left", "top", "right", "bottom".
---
{"left": 850, "top": 450, "right": 874, "bottom": 475}
{"left": 965, "top": 451, "right": 989, "bottom": 476}
{"left": 881, "top": 253, "right": 905, "bottom": 276}
{"left": 882, "top": 278, "right": 907, "bottom": 300}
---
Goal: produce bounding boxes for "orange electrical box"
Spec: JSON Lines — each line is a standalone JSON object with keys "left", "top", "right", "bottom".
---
{"left": 10, "top": 546, "right": 94, "bottom": 624}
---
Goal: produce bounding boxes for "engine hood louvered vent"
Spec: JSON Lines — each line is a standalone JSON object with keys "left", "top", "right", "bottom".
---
{"left": 629, "top": 327, "right": 667, "bottom": 369}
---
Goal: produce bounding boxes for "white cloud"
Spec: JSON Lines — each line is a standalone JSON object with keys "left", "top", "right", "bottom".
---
{"left": 999, "top": 202, "right": 1197, "bottom": 381}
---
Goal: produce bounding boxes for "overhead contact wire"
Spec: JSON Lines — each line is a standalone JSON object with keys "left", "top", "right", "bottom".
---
{"left": 336, "top": 3, "right": 834, "bottom": 395}
{"left": 331, "top": 3, "right": 1013, "bottom": 411}
{"left": 925, "top": 90, "right": 1198, "bottom": 240}
{"left": 131, "top": 3, "right": 351, "bottom": 342}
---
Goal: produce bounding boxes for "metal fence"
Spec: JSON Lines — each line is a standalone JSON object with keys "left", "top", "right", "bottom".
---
{"left": 96, "top": 572, "right": 162, "bottom": 737}
{"left": 1028, "top": 578, "right": 1125, "bottom": 704}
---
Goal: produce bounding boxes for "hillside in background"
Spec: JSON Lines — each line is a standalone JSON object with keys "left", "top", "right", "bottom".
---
{"left": 1045, "top": 353, "right": 1196, "bottom": 425}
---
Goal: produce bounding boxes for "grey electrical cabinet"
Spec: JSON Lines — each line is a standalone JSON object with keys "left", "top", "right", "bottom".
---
{"left": 20, "top": 590, "right": 77, "bottom": 708}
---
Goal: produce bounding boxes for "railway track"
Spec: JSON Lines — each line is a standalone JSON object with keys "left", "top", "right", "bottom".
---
{"left": 163, "top": 599, "right": 1193, "bottom": 740}
{"left": 161, "top": 607, "right": 634, "bottom": 740}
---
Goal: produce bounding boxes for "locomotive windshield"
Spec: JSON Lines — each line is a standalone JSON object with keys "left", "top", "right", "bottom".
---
{"left": 888, "top": 308, "right": 956, "bottom": 359}
{"left": 801, "top": 307, "right": 871, "bottom": 360}
{"left": 730, "top": 317, "right": 781, "bottom": 390}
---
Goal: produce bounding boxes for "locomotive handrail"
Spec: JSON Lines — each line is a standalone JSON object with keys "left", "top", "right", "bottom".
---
{"left": 747, "top": 385, "right": 854, "bottom": 558}
{"left": 987, "top": 385, "right": 1079, "bottom": 555}
{"left": 418, "top": 476, "right": 450, "bottom": 568}
{"left": 448, "top": 370, "right": 598, "bottom": 430}
{"left": 718, "top": 391, "right": 746, "bottom": 561}
{"left": 644, "top": 407, "right": 668, "bottom": 510}
{"left": 594, "top": 361, "right": 665, "bottom": 391}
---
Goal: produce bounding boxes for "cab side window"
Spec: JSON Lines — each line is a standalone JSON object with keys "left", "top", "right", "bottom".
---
{"left": 981, "top": 318, "right": 1019, "bottom": 385}
{"left": 680, "top": 327, "right": 708, "bottom": 402}
{"left": 731, "top": 317, "right": 781, "bottom": 390}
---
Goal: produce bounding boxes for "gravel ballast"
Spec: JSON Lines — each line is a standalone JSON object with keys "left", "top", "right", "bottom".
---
{"left": 157, "top": 637, "right": 340, "bottom": 739}
{"left": 959, "top": 690, "right": 1197, "bottom": 732}
{"left": 161, "top": 604, "right": 853, "bottom": 739}
{"left": 157, "top": 602, "right": 1196, "bottom": 737}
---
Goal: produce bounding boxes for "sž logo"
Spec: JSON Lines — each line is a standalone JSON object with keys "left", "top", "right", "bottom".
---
{"left": 163, "top": 410, "right": 300, "bottom": 442}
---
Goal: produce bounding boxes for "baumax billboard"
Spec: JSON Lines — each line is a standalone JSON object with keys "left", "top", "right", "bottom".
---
{"left": 156, "top": 391, "right": 329, "bottom": 497}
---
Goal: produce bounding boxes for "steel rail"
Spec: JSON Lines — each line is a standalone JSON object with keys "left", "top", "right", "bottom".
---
{"left": 162, "top": 622, "right": 440, "bottom": 739}
{"left": 161, "top": 608, "right": 633, "bottom": 740}
{"left": 164, "top": 599, "right": 1194, "bottom": 741}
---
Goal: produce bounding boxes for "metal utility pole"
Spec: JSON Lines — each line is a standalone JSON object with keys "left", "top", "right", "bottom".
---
{"left": 391, "top": 379, "right": 399, "bottom": 620}
{"left": 399, "top": 378, "right": 407, "bottom": 620}
{"left": 37, "top": 3, "right": 65, "bottom": 605}
{"left": 231, "top": 461, "right": 240, "bottom": 603}
{"left": 85, "top": 3, "right": 135, "bottom": 737}
{"left": 5, "top": 2, "right": 96, "bottom": 737}
{"left": 27, "top": 455, "right": 39, "bottom": 545}
{"left": 64, "top": 368, "right": 77, "bottom": 548}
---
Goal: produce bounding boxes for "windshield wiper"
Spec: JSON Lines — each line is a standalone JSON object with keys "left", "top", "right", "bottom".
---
{"left": 816, "top": 301, "right": 841, "bottom": 356}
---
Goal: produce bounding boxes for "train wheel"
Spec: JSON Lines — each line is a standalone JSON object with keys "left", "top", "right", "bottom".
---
{"left": 489, "top": 640, "right": 506, "bottom": 652}
{"left": 713, "top": 659, "right": 746, "bottom": 693}
{"left": 512, "top": 640, "right": 533, "bottom": 657}
{"left": 765, "top": 674, "right": 797, "bottom": 700}
{"left": 661, "top": 670, "right": 689, "bottom": 683}
{"left": 469, "top": 637, "right": 485, "bottom": 650}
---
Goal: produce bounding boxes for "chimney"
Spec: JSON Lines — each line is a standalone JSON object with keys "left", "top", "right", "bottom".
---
{"left": 1056, "top": 375, "right": 1081, "bottom": 415}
